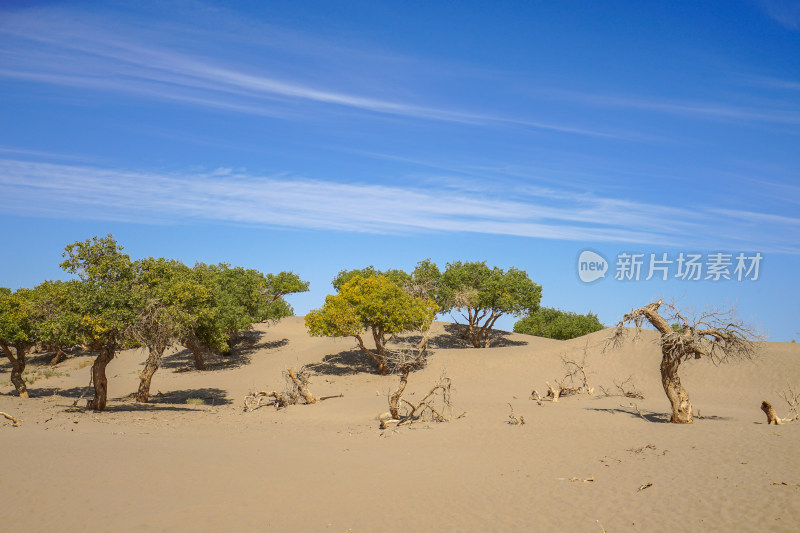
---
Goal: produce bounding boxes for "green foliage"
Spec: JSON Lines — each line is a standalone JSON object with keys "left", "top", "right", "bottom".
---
{"left": 439, "top": 261, "right": 542, "bottom": 347}
{"left": 190, "top": 264, "right": 309, "bottom": 354}
{"left": 332, "top": 266, "right": 411, "bottom": 292}
{"left": 306, "top": 274, "right": 439, "bottom": 373}
{"left": 59, "top": 235, "right": 137, "bottom": 349}
{"left": 513, "top": 307, "right": 604, "bottom": 340}
{"left": 0, "top": 288, "right": 36, "bottom": 348}
{"left": 128, "top": 257, "right": 211, "bottom": 353}
{"left": 29, "top": 280, "right": 84, "bottom": 352}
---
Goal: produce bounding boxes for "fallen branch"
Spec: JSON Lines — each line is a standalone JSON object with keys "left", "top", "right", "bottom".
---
{"left": 244, "top": 366, "right": 341, "bottom": 412}
{"left": 1, "top": 411, "right": 20, "bottom": 426}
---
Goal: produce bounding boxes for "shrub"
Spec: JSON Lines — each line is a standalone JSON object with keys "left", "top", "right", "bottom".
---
{"left": 514, "top": 307, "right": 604, "bottom": 340}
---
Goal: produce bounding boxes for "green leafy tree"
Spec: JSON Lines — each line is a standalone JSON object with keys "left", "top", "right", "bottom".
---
{"left": 305, "top": 275, "right": 439, "bottom": 374}
{"left": 130, "top": 258, "right": 212, "bottom": 402}
{"left": 332, "top": 266, "right": 411, "bottom": 292}
{"left": 513, "top": 307, "right": 604, "bottom": 340}
{"left": 29, "top": 280, "right": 84, "bottom": 365}
{"left": 182, "top": 264, "right": 309, "bottom": 369}
{"left": 0, "top": 288, "right": 37, "bottom": 397}
{"left": 440, "top": 261, "right": 542, "bottom": 348}
{"left": 60, "top": 235, "right": 137, "bottom": 411}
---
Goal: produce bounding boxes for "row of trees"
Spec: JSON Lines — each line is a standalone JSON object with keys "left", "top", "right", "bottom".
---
{"left": 2, "top": 239, "right": 762, "bottom": 425}
{"left": 306, "top": 260, "right": 543, "bottom": 373}
{"left": 0, "top": 236, "right": 309, "bottom": 410}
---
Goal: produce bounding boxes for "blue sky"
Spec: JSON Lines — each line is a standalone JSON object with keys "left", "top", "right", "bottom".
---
{"left": 1, "top": 0, "right": 799, "bottom": 340}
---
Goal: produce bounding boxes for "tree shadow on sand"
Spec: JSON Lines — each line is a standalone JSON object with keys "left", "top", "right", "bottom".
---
{"left": 161, "top": 333, "right": 289, "bottom": 372}
{"left": 26, "top": 386, "right": 93, "bottom": 399}
{"left": 400, "top": 323, "right": 528, "bottom": 349}
{"left": 305, "top": 349, "right": 379, "bottom": 376}
{"left": 587, "top": 406, "right": 731, "bottom": 423}
{"left": 148, "top": 387, "right": 231, "bottom": 406}
{"left": 63, "top": 388, "right": 232, "bottom": 413}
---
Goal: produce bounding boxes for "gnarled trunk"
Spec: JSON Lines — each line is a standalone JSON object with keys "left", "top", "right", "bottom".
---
{"left": 182, "top": 333, "right": 207, "bottom": 370}
{"left": 389, "top": 368, "right": 410, "bottom": 419}
{"left": 2, "top": 343, "right": 29, "bottom": 398}
{"left": 355, "top": 328, "right": 387, "bottom": 376}
{"left": 49, "top": 346, "right": 66, "bottom": 366}
{"left": 86, "top": 347, "right": 114, "bottom": 411}
{"left": 661, "top": 353, "right": 693, "bottom": 423}
{"left": 136, "top": 349, "right": 163, "bottom": 402}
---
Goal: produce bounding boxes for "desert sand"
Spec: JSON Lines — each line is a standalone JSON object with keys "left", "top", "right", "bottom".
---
{"left": 1, "top": 317, "right": 799, "bottom": 532}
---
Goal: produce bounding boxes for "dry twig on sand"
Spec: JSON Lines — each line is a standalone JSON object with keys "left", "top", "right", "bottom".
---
{"left": 507, "top": 403, "right": 525, "bottom": 425}
{"left": 778, "top": 384, "right": 799, "bottom": 421}
{"left": 613, "top": 376, "right": 645, "bottom": 400}
{"left": 1, "top": 411, "right": 20, "bottom": 426}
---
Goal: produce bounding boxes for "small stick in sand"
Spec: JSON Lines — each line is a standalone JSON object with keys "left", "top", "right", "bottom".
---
{"left": 1, "top": 412, "right": 20, "bottom": 426}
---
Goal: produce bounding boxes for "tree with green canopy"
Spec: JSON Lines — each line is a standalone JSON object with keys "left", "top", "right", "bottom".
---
{"left": 514, "top": 307, "right": 604, "bottom": 340}
{"left": 182, "top": 264, "right": 309, "bottom": 369}
{"left": 305, "top": 274, "right": 439, "bottom": 374}
{"left": 129, "top": 258, "right": 212, "bottom": 402}
{"left": 331, "top": 266, "right": 411, "bottom": 292}
{"left": 440, "top": 261, "right": 542, "bottom": 348}
{"left": 29, "top": 280, "right": 84, "bottom": 365}
{"left": 60, "top": 235, "right": 137, "bottom": 411}
{"left": 0, "top": 288, "right": 37, "bottom": 397}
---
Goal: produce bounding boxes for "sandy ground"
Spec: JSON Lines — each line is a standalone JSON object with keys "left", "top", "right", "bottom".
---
{"left": 1, "top": 317, "right": 799, "bottom": 532}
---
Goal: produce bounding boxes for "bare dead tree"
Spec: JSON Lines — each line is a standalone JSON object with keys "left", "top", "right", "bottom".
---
{"left": 761, "top": 385, "right": 800, "bottom": 425}
{"left": 530, "top": 348, "right": 595, "bottom": 403}
{"left": 607, "top": 299, "right": 757, "bottom": 424}
{"left": 561, "top": 344, "right": 594, "bottom": 394}
{"left": 778, "top": 384, "right": 799, "bottom": 422}
{"left": 379, "top": 331, "right": 453, "bottom": 428}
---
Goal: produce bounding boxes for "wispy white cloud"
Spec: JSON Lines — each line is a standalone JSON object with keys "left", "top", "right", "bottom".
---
{"left": 1, "top": 158, "right": 797, "bottom": 253}
{"left": 0, "top": 9, "right": 640, "bottom": 139}
{"left": 526, "top": 87, "right": 800, "bottom": 127}
{"left": 759, "top": 0, "right": 800, "bottom": 30}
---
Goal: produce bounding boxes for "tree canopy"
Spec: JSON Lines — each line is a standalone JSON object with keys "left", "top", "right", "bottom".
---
{"left": 439, "top": 261, "right": 541, "bottom": 347}
{"left": 514, "top": 307, "right": 604, "bottom": 340}
{"left": 0, "top": 288, "right": 37, "bottom": 397}
{"left": 305, "top": 274, "right": 438, "bottom": 374}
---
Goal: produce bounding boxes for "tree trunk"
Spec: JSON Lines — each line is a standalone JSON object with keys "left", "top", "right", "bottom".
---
{"left": 136, "top": 349, "right": 163, "bottom": 403}
{"left": 661, "top": 353, "right": 693, "bottom": 423}
{"left": 389, "top": 368, "right": 410, "bottom": 419}
{"left": 86, "top": 347, "right": 114, "bottom": 411}
{"left": 182, "top": 333, "right": 207, "bottom": 370}
{"left": 356, "top": 334, "right": 387, "bottom": 375}
{"left": 2, "top": 343, "right": 29, "bottom": 398}
{"left": 49, "top": 346, "right": 66, "bottom": 366}
{"left": 287, "top": 369, "right": 316, "bottom": 404}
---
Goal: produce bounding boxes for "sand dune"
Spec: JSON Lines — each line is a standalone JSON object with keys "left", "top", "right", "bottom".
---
{"left": 2, "top": 317, "right": 799, "bottom": 532}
